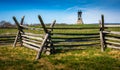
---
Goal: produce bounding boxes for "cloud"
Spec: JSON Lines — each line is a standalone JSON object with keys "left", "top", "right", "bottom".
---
{"left": 65, "top": 6, "right": 87, "bottom": 12}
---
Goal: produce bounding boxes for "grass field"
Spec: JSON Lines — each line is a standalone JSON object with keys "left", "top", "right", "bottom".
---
{"left": 0, "top": 24, "right": 120, "bottom": 70}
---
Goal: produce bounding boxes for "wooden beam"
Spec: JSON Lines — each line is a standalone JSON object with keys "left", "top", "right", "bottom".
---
{"left": 50, "top": 20, "right": 56, "bottom": 27}
{"left": 107, "top": 45, "right": 120, "bottom": 49}
{"left": 100, "top": 14, "right": 105, "bottom": 52}
{"left": 104, "top": 25, "right": 120, "bottom": 27}
{"left": 49, "top": 20, "right": 56, "bottom": 32}
{"left": 13, "top": 16, "right": 22, "bottom": 31}
{"left": 20, "top": 16, "right": 25, "bottom": 25}
{"left": 105, "top": 37, "right": 120, "bottom": 41}
{"left": 106, "top": 41, "right": 120, "bottom": 46}
{"left": 22, "top": 35, "right": 43, "bottom": 41}
{"left": 38, "top": 15, "right": 48, "bottom": 33}
{"left": 13, "top": 31, "right": 20, "bottom": 47}
{"left": 101, "top": 14, "right": 104, "bottom": 29}
{"left": 48, "top": 20, "right": 56, "bottom": 54}
{"left": 22, "top": 37, "right": 42, "bottom": 44}
{"left": 23, "top": 43, "right": 39, "bottom": 51}
{"left": 103, "top": 31, "right": 120, "bottom": 35}
{"left": 13, "top": 16, "right": 24, "bottom": 46}
{"left": 22, "top": 40, "right": 41, "bottom": 48}
{"left": 36, "top": 33, "right": 49, "bottom": 59}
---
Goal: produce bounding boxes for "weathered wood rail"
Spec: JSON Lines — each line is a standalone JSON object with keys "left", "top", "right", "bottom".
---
{"left": 100, "top": 15, "right": 120, "bottom": 51}
{"left": 13, "top": 15, "right": 56, "bottom": 60}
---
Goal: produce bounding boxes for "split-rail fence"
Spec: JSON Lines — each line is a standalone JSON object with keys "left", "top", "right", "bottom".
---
{"left": 0, "top": 15, "right": 119, "bottom": 60}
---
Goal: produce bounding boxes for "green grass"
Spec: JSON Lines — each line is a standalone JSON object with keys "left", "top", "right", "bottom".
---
{"left": 0, "top": 46, "right": 120, "bottom": 70}
{"left": 0, "top": 29, "right": 17, "bottom": 34}
{"left": 105, "top": 27, "right": 120, "bottom": 31}
{"left": 0, "top": 24, "right": 120, "bottom": 70}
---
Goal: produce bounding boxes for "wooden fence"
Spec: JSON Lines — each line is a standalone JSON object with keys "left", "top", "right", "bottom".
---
{"left": 0, "top": 14, "right": 119, "bottom": 59}
{"left": 50, "top": 24, "right": 100, "bottom": 50}
{"left": 13, "top": 15, "right": 56, "bottom": 59}
{"left": 100, "top": 15, "right": 120, "bottom": 51}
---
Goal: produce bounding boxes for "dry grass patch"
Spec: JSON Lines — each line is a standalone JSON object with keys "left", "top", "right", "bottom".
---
{"left": 108, "top": 50, "right": 120, "bottom": 59}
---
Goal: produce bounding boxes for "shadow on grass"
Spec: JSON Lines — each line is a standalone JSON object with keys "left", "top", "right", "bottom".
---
{"left": 53, "top": 43, "right": 100, "bottom": 54}
{"left": 54, "top": 49, "right": 85, "bottom": 54}
{"left": 0, "top": 59, "right": 40, "bottom": 70}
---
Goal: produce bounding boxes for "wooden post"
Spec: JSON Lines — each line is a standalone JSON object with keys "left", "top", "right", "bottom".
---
{"left": 38, "top": 15, "right": 48, "bottom": 33}
{"left": 20, "top": 16, "right": 25, "bottom": 25}
{"left": 36, "top": 33, "right": 49, "bottom": 59}
{"left": 13, "top": 31, "right": 20, "bottom": 47}
{"left": 44, "top": 20, "right": 56, "bottom": 55}
{"left": 50, "top": 20, "right": 56, "bottom": 31}
{"left": 100, "top": 14, "right": 105, "bottom": 52}
{"left": 13, "top": 17, "right": 21, "bottom": 31}
{"left": 19, "top": 16, "right": 25, "bottom": 46}
{"left": 36, "top": 15, "right": 49, "bottom": 59}
{"left": 13, "top": 16, "right": 24, "bottom": 47}
{"left": 101, "top": 15, "right": 104, "bottom": 29}
{"left": 49, "top": 20, "right": 56, "bottom": 53}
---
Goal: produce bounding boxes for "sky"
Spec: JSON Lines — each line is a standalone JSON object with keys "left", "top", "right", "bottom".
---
{"left": 0, "top": 0, "right": 120, "bottom": 24}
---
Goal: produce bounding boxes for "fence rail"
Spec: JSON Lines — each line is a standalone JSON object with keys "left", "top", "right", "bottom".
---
{"left": 104, "top": 25, "right": 120, "bottom": 27}
{"left": 103, "top": 31, "right": 120, "bottom": 35}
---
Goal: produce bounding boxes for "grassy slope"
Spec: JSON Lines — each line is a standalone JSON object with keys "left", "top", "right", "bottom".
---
{"left": 0, "top": 24, "right": 120, "bottom": 70}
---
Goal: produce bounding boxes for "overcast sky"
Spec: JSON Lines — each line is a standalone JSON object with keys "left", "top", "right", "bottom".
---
{"left": 0, "top": 0, "right": 120, "bottom": 24}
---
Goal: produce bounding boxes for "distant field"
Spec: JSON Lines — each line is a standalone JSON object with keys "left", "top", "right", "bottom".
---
{"left": 0, "top": 24, "right": 120, "bottom": 70}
